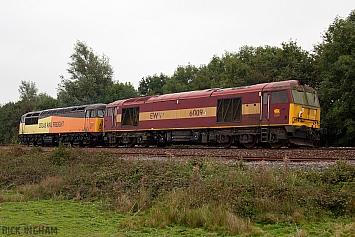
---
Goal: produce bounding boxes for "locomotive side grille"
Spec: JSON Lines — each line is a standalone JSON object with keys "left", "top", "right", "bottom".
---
{"left": 216, "top": 98, "right": 242, "bottom": 123}
{"left": 121, "top": 107, "right": 140, "bottom": 126}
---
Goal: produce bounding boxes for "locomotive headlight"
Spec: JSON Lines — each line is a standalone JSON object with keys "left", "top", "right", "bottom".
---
{"left": 298, "top": 108, "right": 305, "bottom": 118}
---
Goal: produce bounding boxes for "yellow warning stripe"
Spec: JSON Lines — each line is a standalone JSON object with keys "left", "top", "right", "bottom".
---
{"left": 116, "top": 103, "right": 261, "bottom": 122}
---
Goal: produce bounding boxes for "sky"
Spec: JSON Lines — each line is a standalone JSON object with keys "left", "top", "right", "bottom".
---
{"left": 0, "top": 0, "right": 354, "bottom": 105}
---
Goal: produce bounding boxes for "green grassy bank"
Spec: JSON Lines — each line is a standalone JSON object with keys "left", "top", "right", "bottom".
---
{"left": 1, "top": 145, "right": 355, "bottom": 236}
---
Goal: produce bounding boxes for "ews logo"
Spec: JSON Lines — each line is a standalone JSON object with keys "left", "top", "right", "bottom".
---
{"left": 150, "top": 112, "right": 163, "bottom": 119}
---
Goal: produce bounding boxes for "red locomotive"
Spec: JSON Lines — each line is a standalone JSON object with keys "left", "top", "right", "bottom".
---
{"left": 103, "top": 80, "right": 326, "bottom": 148}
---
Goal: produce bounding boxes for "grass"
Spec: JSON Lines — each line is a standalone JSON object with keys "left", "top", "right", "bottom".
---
{"left": 1, "top": 200, "right": 354, "bottom": 236}
{"left": 0, "top": 200, "right": 121, "bottom": 236}
{"left": 0, "top": 200, "right": 220, "bottom": 236}
{"left": 0, "top": 200, "right": 227, "bottom": 236}
{"left": 1, "top": 144, "right": 355, "bottom": 236}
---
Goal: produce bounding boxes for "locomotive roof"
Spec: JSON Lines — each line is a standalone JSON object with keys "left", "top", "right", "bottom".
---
{"left": 84, "top": 103, "right": 107, "bottom": 110}
{"left": 21, "top": 103, "right": 107, "bottom": 118}
{"left": 107, "top": 80, "right": 302, "bottom": 107}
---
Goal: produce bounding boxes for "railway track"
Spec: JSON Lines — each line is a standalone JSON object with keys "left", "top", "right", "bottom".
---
{"left": 106, "top": 151, "right": 355, "bottom": 162}
{"left": 2, "top": 145, "right": 355, "bottom": 162}
{"left": 90, "top": 146, "right": 355, "bottom": 162}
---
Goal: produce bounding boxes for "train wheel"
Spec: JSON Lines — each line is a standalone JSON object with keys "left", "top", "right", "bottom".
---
{"left": 243, "top": 136, "right": 256, "bottom": 149}
{"left": 72, "top": 137, "right": 82, "bottom": 147}
{"left": 243, "top": 142, "right": 255, "bottom": 149}
{"left": 109, "top": 142, "right": 119, "bottom": 148}
{"left": 140, "top": 141, "right": 150, "bottom": 148}
{"left": 270, "top": 142, "right": 283, "bottom": 149}
{"left": 126, "top": 142, "right": 136, "bottom": 148}
{"left": 108, "top": 137, "right": 119, "bottom": 147}
{"left": 223, "top": 136, "right": 234, "bottom": 148}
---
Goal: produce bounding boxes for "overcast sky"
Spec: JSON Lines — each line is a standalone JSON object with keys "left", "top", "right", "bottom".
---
{"left": 0, "top": 1, "right": 354, "bottom": 105}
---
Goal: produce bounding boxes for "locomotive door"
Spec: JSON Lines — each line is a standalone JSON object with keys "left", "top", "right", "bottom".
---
{"left": 261, "top": 92, "right": 270, "bottom": 126}
{"left": 268, "top": 91, "right": 289, "bottom": 125}
{"left": 260, "top": 91, "right": 270, "bottom": 144}
{"left": 84, "top": 110, "right": 90, "bottom": 132}
{"left": 113, "top": 107, "right": 118, "bottom": 128}
{"left": 84, "top": 110, "right": 95, "bottom": 132}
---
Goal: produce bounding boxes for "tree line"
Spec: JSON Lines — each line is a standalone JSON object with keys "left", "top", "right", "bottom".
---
{"left": 0, "top": 10, "right": 354, "bottom": 146}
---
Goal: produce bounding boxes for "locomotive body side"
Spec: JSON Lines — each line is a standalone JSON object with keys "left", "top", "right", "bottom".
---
{"left": 103, "top": 80, "right": 325, "bottom": 148}
{"left": 19, "top": 104, "right": 106, "bottom": 146}
{"left": 19, "top": 80, "right": 324, "bottom": 148}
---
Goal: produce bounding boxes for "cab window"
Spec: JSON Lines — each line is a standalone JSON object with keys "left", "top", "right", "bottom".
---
{"left": 106, "top": 108, "right": 113, "bottom": 116}
{"left": 292, "top": 90, "right": 320, "bottom": 107}
{"left": 306, "top": 92, "right": 320, "bottom": 107}
{"left": 263, "top": 93, "right": 268, "bottom": 105}
{"left": 271, "top": 91, "right": 288, "bottom": 104}
{"left": 98, "top": 109, "right": 104, "bottom": 118}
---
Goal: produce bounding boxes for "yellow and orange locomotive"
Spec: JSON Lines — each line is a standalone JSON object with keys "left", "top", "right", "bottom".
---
{"left": 19, "top": 104, "right": 106, "bottom": 146}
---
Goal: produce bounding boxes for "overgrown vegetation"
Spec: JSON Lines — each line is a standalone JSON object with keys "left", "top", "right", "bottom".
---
{"left": 1, "top": 146, "right": 355, "bottom": 235}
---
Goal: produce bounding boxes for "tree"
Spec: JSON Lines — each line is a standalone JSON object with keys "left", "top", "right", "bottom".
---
{"left": 18, "top": 80, "right": 38, "bottom": 102}
{"left": 57, "top": 40, "right": 114, "bottom": 106}
{"left": 204, "top": 55, "right": 225, "bottom": 88}
{"left": 0, "top": 102, "right": 21, "bottom": 143}
{"left": 314, "top": 10, "right": 355, "bottom": 146}
{"left": 162, "top": 64, "right": 198, "bottom": 93}
{"left": 189, "top": 64, "right": 216, "bottom": 91}
{"left": 219, "top": 43, "right": 313, "bottom": 88}
{"left": 0, "top": 81, "right": 59, "bottom": 144}
{"left": 138, "top": 73, "right": 168, "bottom": 96}
{"left": 104, "top": 82, "right": 138, "bottom": 103}
{"left": 0, "top": 99, "right": 37, "bottom": 144}
{"left": 278, "top": 41, "right": 315, "bottom": 87}
{"left": 17, "top": 80, "right": 57, "bottom": 111}
{"left": 138, "top": 41, "right": 314, "bottom": 95}
{"left": 36, "top": 93, "right": 58, "bottom": 110}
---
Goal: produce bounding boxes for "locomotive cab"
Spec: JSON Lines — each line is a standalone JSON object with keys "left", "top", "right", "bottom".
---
{"left": 258, "top": 80, "right": 326, "bottom": 147}
{"left": 286, "top": 83, "right": 326, "bottom": 146}
{"left": 84, "top": 105, "right": 105, "bottom": 133}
